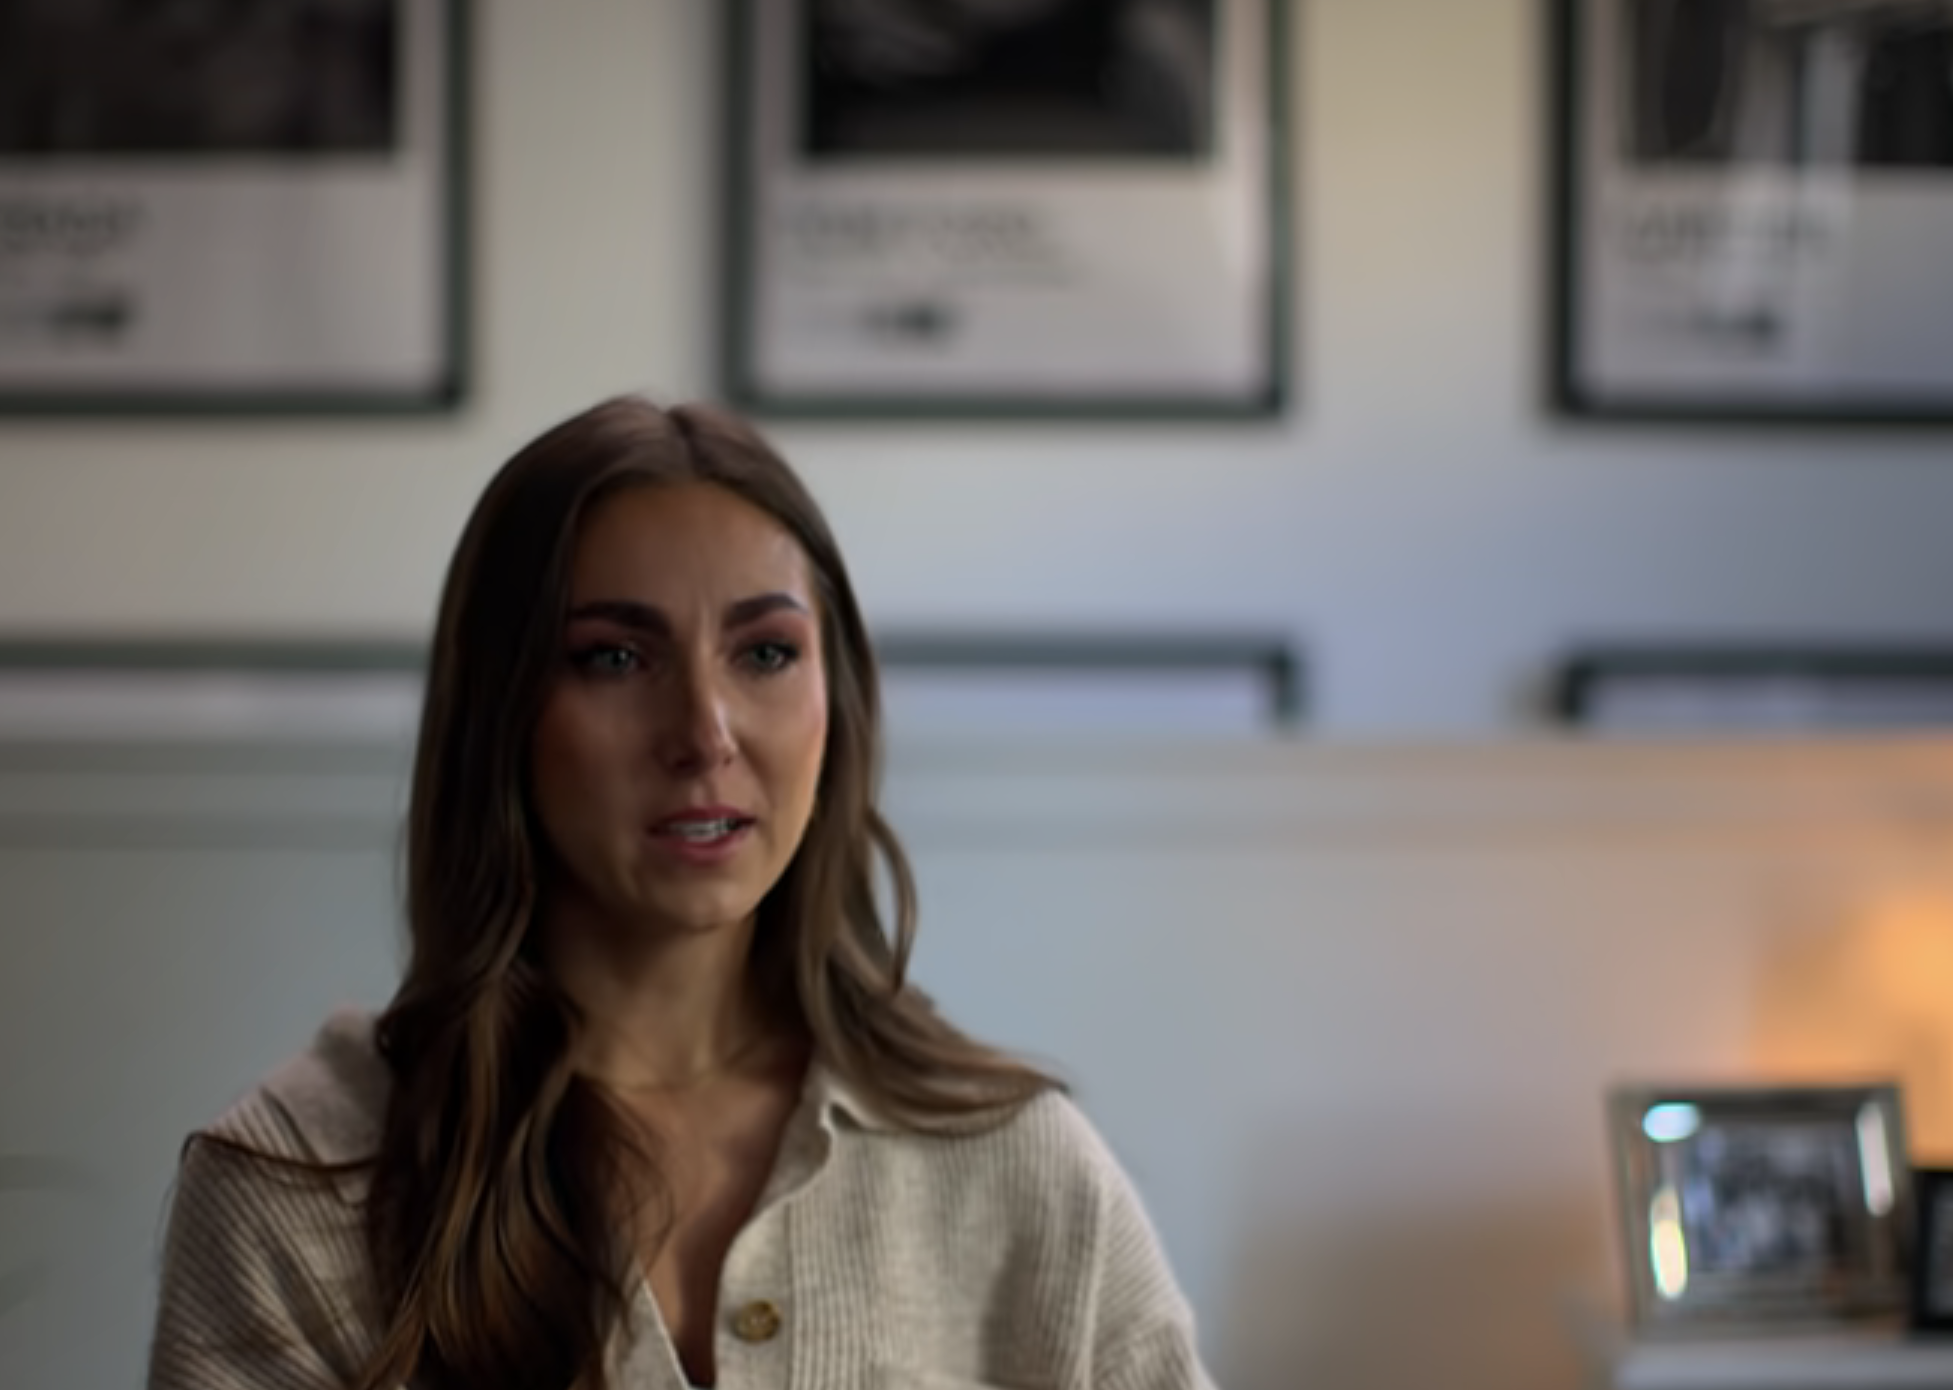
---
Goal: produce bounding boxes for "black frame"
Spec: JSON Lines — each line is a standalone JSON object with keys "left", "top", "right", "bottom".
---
{"left": 0, "top": 632, "right": 1306, "bottom": 731}
{"left": 1913, "top": 1169, "right": 1953, "bottom": 1332}
{"left": 1545, "top": 645, "right": 1953, "bottom": 732}
{"left": 875, "top": 630, "right": 1304, "bottom": 729}
{"left": 719, "top": 0, "right": 1292, "bottom": 420}
{"left": 1548, "top": 0, "right": 1953, "bottom": 425}
{"left": 0, "top": 0, "right": 471, "bottom": 417}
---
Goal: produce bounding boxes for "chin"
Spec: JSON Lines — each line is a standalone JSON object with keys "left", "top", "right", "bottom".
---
{"left": 635, "top": 892, "right": 762, "bottom": 938}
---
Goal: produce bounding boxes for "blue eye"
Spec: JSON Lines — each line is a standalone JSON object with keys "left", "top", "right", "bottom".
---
{"left": 743, "top": 640, "right": 799, "bottom": 674}
{"left": 571, "top": 644, "right": 639, "bottom": 676}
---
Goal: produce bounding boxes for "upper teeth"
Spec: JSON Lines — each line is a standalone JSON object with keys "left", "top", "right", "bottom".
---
{"left": 668, "top": 818, "right": 736, "bottom": 840}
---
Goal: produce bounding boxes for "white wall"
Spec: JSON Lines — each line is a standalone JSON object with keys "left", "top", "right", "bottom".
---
{"left": 8, "top": 730, "right": 1953, "bottom": 1390}
{"left": 1, "top": 0, "right": 1950, "bottom": 739}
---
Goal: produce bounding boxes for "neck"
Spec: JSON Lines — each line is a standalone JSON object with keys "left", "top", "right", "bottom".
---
{"left": 541, "top": 900, "right": 788, "bottom": 1092}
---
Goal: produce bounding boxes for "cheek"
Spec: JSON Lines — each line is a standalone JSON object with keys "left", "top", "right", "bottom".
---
{"left": 766, "top": 675, "right": 829, "bottom": 812}
{"left": 529, "top": 696, "right": 621, "bottom": 836}
{"left": 527, "top": 710, "right": 577, "bottom": 843}
{"left": 798, "top": 674, "right": 831, "bottom": 787}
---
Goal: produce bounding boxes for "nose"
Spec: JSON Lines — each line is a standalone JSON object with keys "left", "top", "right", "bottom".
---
{"left": 657, "top": 661, "right": 737, "bottom": 773}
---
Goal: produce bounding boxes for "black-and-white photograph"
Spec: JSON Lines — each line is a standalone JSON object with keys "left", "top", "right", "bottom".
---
{"left": 805, "top": 0, "right": 1215, "bottom": 158}
{"left": 1553, "top": 0, "right": 1953, "bottom": 419}
{"left": 0, "top": 0, "right": 399, "bottom": 157}
{"left": 727, "top": 0, "right": 1280, "bottom": 416}
{"left": 1608, "top": 1085, "right": 1910, "bottom": 1328}
{"left": 0, "top": 0, "right": 461, "bottom": 413}
{"left": 1622, "top": 0, "right": 1953, "bottom": 168}
{"left": 1673, "top": 1121, "right": 1861, "bottom": 1275}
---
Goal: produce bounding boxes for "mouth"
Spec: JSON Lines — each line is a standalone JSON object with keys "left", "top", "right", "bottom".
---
{"left": 652, "top": 814, "right": 755, "bottom": 844}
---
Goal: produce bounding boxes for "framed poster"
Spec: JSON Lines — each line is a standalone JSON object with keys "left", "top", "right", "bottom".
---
{"left": 0, "top": 0, "right": 468, "bottom": 414}
{"left": 1551, "top": 0, "right": 1953, "bottom": 421}
{"left": 1545, "top": 645, "right": 1953, "bottom": 733}
{"left": 721, "top": 0, "right": 1288, "bottom": 418}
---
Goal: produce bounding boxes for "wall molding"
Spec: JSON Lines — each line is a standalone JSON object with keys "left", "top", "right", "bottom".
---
{"left": 5, "top": 731, "right": 1953, "bottom": 850}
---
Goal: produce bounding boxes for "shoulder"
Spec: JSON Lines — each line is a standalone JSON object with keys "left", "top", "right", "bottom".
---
{"left": 949, "top": 1085, "right": 1140, "bottom": 1194}
{"left": 201, "top": 1006, "right": 390, "bottom": 1166}
{"left": 955, "top": 1087, "right": 1135, "bottom": 1200}
{"left": 969, "top": 1092, "right": 1175, "bottom": 1264}
{"left": 152, "top": 1011, "right": 390, "bottom": 1386}
{"left": 961, "top": 1094, "right": 1203, "bottom": 1367}
{"left": 166, "top": 1006, "right": 387, "bottom": 1258}
{"left": 824, "top": 1085, "right": 1203, "bottom": 1376}
{"left": 852, "top": 1085, "right": 1170, "bottom": 1273}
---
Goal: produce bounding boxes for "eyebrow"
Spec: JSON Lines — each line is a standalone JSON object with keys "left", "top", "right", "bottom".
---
{"left": 565, "top": 593, "right": 812, "bottom": 634}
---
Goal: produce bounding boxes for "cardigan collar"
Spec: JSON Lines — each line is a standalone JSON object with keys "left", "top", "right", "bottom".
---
{"left": 261, "top": 1006, "right": 893, "bottom": 1167}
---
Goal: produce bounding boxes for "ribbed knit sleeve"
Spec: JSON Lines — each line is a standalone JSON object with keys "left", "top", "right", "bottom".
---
{"left": 146, "top": 1098, "right": 378, "bottom": 1390}
{"left": 1096, "top": 1317, "right": 1212, "bottom": 1390}
{"left": 1071, "top": 1105, "right": 1217, "bottom": 1390}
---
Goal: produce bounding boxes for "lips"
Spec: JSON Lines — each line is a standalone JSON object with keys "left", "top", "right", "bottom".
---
{"left": 647, "top": 808, "right": 756, "bottom": 867}
{"left": 657, "top": 816, "right": 749, "bottom": 842}
{"left": 651, "top": 807, "right": 755, "bottom": 843}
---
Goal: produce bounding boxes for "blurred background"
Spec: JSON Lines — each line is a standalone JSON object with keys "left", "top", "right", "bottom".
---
{"left": 4, "top": 1, "right": 1953, "bottom": 1388}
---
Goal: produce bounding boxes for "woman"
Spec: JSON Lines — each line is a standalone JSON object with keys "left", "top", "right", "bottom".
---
{"left": 146, "top": 396, "right": 1212, "bottom": 1390}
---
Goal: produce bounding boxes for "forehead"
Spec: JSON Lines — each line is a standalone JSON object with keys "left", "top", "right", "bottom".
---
{"left": 568, "top": 482, "right": 814, "bottom": 600}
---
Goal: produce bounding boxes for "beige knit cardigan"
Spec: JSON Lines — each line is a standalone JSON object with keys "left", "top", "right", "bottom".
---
{"left": 146, "top": 1010, "right": 1216, "bottom": 1390}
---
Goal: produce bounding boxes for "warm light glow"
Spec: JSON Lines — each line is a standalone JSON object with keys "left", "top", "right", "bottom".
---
{"left": 1649, "top": 1185, "right": 1689, "bottom": 1300}
{"left": 1642, "top": 1103, "right": 1702, "bottom": 1143}
{"left": 1858, "top": 1102, "right": 1895, "bottom": 1217}
{"left": 1752, "top": 889, "right": 1953, "bottom": 1160}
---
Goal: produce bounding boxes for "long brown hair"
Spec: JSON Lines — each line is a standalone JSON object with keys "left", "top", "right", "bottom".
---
{"left": 349, "top": 396, "right": 1055, "bottom": 1390}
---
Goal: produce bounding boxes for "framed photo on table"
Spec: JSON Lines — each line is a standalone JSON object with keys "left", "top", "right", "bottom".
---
{"left": 1608, "top": 1084, "right": 1911, "bottom": 1331}
{"left": 720, "top": 0, "right": 1288, "bottom": 418}
{"left": 0, "top": 0, "right": 468, "bottom": 415}
{"left": 1550, "top": 0, "right": 1953, "bottom": 422}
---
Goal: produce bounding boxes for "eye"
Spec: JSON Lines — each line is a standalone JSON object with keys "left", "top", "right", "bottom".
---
{"left": 569, "top": 643, "right": 640, "bottom": 676}
{"left": 741, "top": 640, "right": 800, "bottom": 674}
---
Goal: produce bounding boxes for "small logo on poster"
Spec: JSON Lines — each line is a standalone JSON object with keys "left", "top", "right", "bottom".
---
{"left": 862, "top": 298, "right": 959, "bottom": 343}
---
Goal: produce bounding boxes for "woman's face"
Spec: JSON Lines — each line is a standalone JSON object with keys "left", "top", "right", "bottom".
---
{"left": 530, "top": 482, "right": 830, "bottom": 942}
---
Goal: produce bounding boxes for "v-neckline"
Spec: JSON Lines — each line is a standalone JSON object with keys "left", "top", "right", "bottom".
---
{"left": 616, "top": 1056, "right": 837, "bottom": 1386}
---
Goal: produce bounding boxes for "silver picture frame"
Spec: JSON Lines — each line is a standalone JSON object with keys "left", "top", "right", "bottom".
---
{"left": 1608, "top": 1083, "right": 1912, "bottom": 1331}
